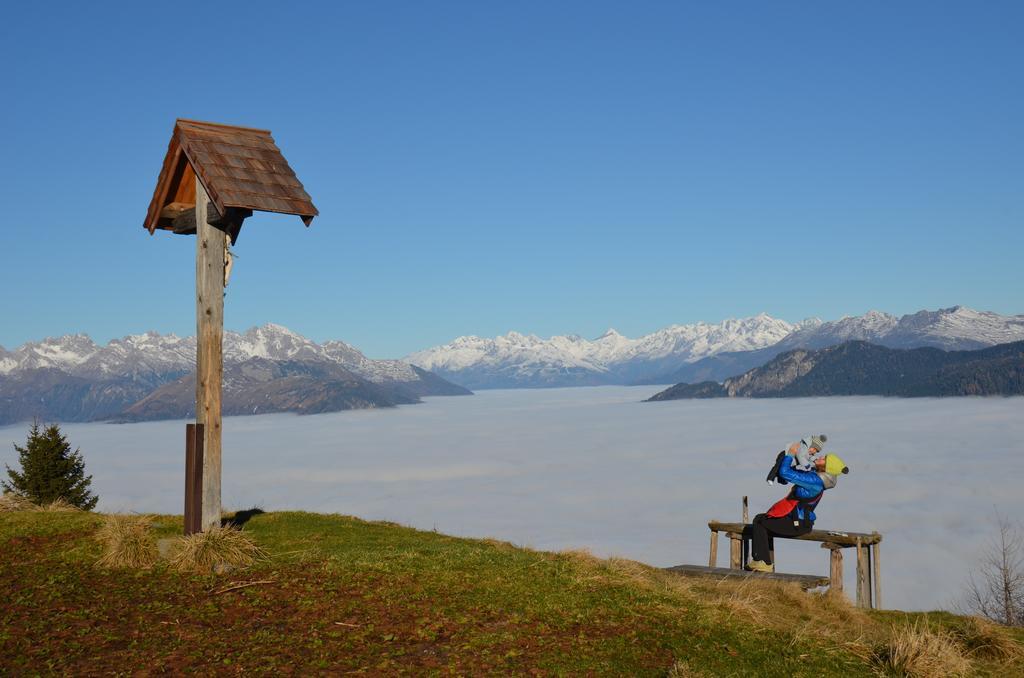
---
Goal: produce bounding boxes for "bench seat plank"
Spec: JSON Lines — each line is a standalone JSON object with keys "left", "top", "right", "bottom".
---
{"left": 708, "top": 521, "right": 882, "bottom": 547}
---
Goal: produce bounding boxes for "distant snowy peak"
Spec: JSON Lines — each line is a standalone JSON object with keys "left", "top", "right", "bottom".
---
{"left": 321, "top": 339, "right": 418, "bottom": 382}
{"left": 0, "top": 346, "right": 14, "bottom": 374}
{"left": 645, "top": 313, "right": 796, "bottom": 361}
{"left": 406, "top": 314, "right": 796, "bottom": 378}
{"left": 224, "top": 324, "right": 323, "bottom": 363}
{"left": 0, "top": 324, "right": 421, "bottom": 385}
{"left": 225, "top": 325, "right": 419, "bottom": 383}
{"left": 777, "top": 310, "right": 899, "bottom": 350}
{"left": 79, "top": 332, "right": 195, "bottom": 379}
{"left": 404, "top": 306, "right": 1024, "bottom": 389}
{"left": 409, "top": 331, "right": 608, "bottom": 373}
{"left": 777, "top": 306, "right": 1024, "bottom": 352}
{"left": 595, "top": 328, "right": 623, "bottom": 341}
{"left": 2, "top": 334, "right": 100, "bottom": 373}
{"left": 883, "top": 306, "right": 1024, "bottom": 350}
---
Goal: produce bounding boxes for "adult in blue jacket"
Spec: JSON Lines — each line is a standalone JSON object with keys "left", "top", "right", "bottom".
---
{"left": 747, "top": 453, "right": 849, "bottom": 573}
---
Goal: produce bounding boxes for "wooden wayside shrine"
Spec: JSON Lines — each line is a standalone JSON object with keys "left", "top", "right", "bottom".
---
{"left": 143, "top": 119, "right": 318, "bottom": 533}
{"left": 667, "top": 498, "right": 883, "bottom": 609}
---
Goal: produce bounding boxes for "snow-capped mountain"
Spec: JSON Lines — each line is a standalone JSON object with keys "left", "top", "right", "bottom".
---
{"left": 4, "top": 306, "right": 1021, "bottom": 419}
{"left": 772, "top": 310, "right": 897, "bottom": 351}
{"left": 406, "top": 306, "right": 1024, "bottom": 389}
{"left": 771, "top": 306, "right": 1024, "bottom": 353}
{"left": 78, "top": 332, "right": 196, "bottom": 382}
{"left": 406, "top": 314, "right": 798, "bottom": 389}
{"left": 0, "top": 324, "right": 423, "bottom": 386}
{"left": 652, "top": 306, "right": 1024, "bottom": 386}
{"left": 2, "top": 334, "right": 103, "bottom": 373}
{"left": 0, "top": 324, "right": 469, "bottom": 425}
{"left": 0, "top": 332, "right": 192, "bottom": 381}
{"left": 222, "top": 324, "right": 421, "bottom": 384}
{"left": 880, "top": 306, "right": 1024, "bottom": 350}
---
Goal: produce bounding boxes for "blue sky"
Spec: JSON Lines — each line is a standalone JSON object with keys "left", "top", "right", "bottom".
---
{"left": 1, "top": 2, "right": 1021, "bottom": 358}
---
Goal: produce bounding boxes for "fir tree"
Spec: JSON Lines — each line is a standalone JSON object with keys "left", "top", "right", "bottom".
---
{"left": 3, "top": 420, "right": 98, "bottom": 510}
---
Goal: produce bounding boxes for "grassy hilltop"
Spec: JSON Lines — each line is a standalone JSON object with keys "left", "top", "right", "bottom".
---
{"left": 3, "top": 509, "right": 1023, "bottom": 676}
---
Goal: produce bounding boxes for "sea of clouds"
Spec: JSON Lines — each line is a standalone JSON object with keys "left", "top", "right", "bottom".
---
{"left": 2, "top": 387, "right": 1021, "bottom": 612}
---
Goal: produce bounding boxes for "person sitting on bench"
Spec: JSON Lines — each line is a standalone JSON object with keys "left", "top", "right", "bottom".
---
{"left": 748, "top": 453, "right": 850, "bottom": 573}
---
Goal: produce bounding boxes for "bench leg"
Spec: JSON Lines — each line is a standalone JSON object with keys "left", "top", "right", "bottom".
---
{"left": 829, "top": 546, "right": 843, "bottom": 594}
{"left": 856, "top": 539, "right": 869, "bottom": 608}
{"left": 872, "top": 542, "right": 881, "bottom": 609}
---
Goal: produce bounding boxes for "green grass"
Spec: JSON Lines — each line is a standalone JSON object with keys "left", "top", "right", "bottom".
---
{"left": 3, "top": 509, "right": 1023, "bottom": 676}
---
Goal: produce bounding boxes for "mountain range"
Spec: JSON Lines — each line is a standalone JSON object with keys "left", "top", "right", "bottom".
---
{"left": 405, "top": 314, "right": 802, "bottom": 389}
{"left": 660, "top": 306, "right": 1024, "bottom": 385}
{"left": 3, "top": 305, "right": 1022, "bottom": 424}
{"left": 406, "top": 306, "right": 1024, "bottom": 389}
{"left": 646, "top": 340, "right": 1024, "bottom": 400}
{"left": 0, "top": 325, "right": 470, "bottom": 425}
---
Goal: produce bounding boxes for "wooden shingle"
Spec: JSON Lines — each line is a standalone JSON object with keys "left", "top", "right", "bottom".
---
{"left": 144, "top": 119, "right": 318, "bottom": 235}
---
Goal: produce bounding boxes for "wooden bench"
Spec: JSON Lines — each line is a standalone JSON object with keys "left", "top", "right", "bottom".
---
{"left": 708, "top": 520, "right": 883, "bottom": 609}
{"left": 664, "top": 564, "right": 830, "bottom": 590}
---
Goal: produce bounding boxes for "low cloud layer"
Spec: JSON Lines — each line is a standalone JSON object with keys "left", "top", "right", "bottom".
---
{"left": 3, "top": 388, "right": 1021, "bottom": 612}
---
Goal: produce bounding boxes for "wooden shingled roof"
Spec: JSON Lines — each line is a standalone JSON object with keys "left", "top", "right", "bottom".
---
{"left": 144, "top": 119, "right": 318, "bottom": 235}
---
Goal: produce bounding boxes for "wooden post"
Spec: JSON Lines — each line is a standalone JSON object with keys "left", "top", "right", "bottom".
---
{"left": 729, "top": 533, "right": 742, "bottom": 570}
{"left": 195, "top": 178, "right": 224, "bottom": 532}
{"left": 740, "top": 497, "right": 750, "bottom": 570}
{"left": 824, "top": 543, "right": 844, "bottom": 594}
{"left": 866, "top": 546, "right": 873, "bottom": 608}
{"left": 856, "top": 537, "right": 869, "bottom": 608}
{"left": 709, "top": 530, "right": 719, "bottom": 568}
{"left": 184, "top": 423, "right": 204, "bottom": 535}
{"left": 184, "top": 423, "right": 195, "bottom": 533}
{"left": 872, "top": 541, "right": 881, "bottom": 609}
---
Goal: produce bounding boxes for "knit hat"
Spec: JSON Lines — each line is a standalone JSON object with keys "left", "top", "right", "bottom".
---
{"left": 809, "top": 434, "right": 828, "bottom": 452}
{"left": 824, "top": 453, "right": 849, "bottom": 476}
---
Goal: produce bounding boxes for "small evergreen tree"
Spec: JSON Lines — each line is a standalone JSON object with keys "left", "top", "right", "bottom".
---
{"left": 3, "top": 420, "right": 98, "bottom": 510}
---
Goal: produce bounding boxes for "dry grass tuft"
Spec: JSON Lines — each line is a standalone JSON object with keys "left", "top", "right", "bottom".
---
{"left": 548, "top": 550, "right": 698, "bottom": 605}
{"left": 776, "top": 582, "right": 869, "bottom": 633}
{"left": 1, "top": 494, "right": 83, "bottom": 513}
{"left": 699, "top": 574, "right": 873, "bottom": 645}
{"left": 870, "top": 621, "right": 972, "bottom": 677}
{"left": 816, "top": 587, "right": 869, "bottom": 625}
{"left": 0, "top": 491, "right": 35, "bottom": 512}
{"left": 558, "top": 547, "right": 600, "bottom": 564}
{"left": 557, "top": 548, "right": 613, "bottom": 588}
{"left": 666, "top": 658, "right": 706, "bottom": 677}
{"left": 168, "top": 526, "right": 267, "bottom": 573}
{"left": 35, "top": 497, "right": 81, "bottom": 512}
{"left": 658, "top": 572, "right": 698, "bottom": 600}
{"left": 605, "top": 556, "right": 653, "bottom": 582}
{"left": 949, "top": 616, "right": 1024, "bottom": 662}
{"left": 480, "top": 537, "right": 516, "bottom": 552}
{"left": 95, "top": 515, "right": 158, "bottom": 569}
{"left": 716, "top": 577, "right": 774, "bottom": 621}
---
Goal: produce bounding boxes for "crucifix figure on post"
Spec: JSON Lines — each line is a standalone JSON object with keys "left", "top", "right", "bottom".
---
{"left": 143, "top": 119, "right": 318, "bottom": 532}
